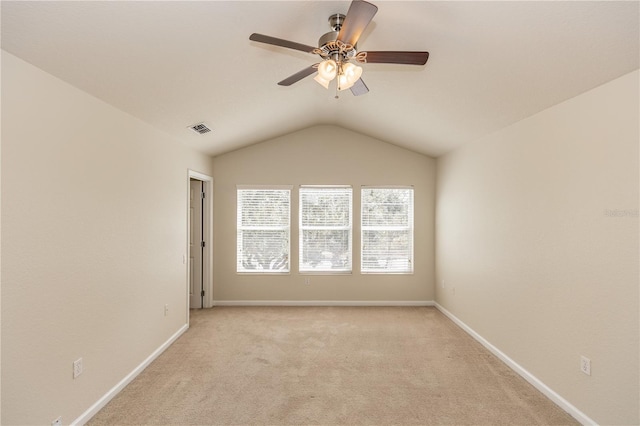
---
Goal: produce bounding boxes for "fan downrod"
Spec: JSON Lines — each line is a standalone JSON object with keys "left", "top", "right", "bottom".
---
{"left": 328, "top": 13, "right": 346, "bottom": 31}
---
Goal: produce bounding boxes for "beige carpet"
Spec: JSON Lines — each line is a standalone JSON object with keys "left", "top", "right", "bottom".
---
{"left": 88, "top": 307, "right": 577, "bottom": 425}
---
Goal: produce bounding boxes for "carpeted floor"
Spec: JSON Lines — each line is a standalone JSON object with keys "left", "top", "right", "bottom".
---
{"left": 88, "top": 306, "right": 578, "bottom": 425}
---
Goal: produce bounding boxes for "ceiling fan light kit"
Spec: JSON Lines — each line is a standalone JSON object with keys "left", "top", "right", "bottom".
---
{"left": 249, "top": 0, "right": 429, "bottom": 97}
{"left": 314, "top": 57, "right": 362, "bottom": 91}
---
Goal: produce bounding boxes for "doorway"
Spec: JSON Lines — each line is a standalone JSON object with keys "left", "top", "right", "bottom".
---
{"left": 189, "top": 179, "right": 204, "bottom": 309}
{"left": 187, "top": 171, "right": 213, "bottom": 317}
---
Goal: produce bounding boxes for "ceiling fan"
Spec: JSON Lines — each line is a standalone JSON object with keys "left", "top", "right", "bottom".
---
{"left": 249, "top": 0, "right": 429, "bottom": 97}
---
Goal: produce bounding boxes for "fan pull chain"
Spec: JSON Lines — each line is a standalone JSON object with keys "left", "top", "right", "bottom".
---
{"left": 335, "top": 62, "right": 342, "bottom": 99}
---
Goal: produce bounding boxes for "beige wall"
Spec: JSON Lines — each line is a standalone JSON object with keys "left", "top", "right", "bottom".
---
{"left": 1, "top": 51, "right": 214, "bottom": 424}
{"left": 0, "top": 51, "right": 3, "bottom": 425}
{"left": 436, "top": 70, "right": 639, "bottom": 424}
{"left": 212, "top": 125, "right": 436, "bottom": 303}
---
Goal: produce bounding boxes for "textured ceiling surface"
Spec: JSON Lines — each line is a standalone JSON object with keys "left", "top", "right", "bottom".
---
{"left": 2, "top": 1, "right": 638, "bottom": 157}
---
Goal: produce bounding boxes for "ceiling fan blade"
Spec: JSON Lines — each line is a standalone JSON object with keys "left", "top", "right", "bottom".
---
{"left": 337, "top": 0, "right": 378, "bottom": 47}
{"left": 249, "top": 33, "right": 316, "bottom": 54}
{"left": 357, "top": 51, "right": 429, "bottom": 65}
{"left": 350, "top": 78, "right": 369, "bottom": 96}
{"left": 277, "top": 64, "right": 319, "bottom": 86}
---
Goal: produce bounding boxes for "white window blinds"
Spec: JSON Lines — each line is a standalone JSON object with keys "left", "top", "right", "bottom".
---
{"left": 299, "top": 186, "right": 352, "bottom": 272}
{"left": 237, "top": 187, "right": 290, "bottom": 273}
{"left": 361, "top": 187, "right": 414, "bottom": 273}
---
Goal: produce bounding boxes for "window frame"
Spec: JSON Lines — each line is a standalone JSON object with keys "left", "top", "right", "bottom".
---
{"left": 360, "top": 186, "right": 414, "bottom": 274}
{"left": 236, "top": 185, "right": 292, "bottom": 274}
{"left": 299, "top": 185, "right": 353, "bottom": 274}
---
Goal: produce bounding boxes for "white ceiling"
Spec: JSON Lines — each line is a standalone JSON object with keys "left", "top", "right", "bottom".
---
{"left": 2, "top": 1, "right": 638, "bottom": 158}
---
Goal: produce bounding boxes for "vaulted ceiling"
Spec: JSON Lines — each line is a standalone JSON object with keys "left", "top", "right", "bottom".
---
{"left": 2, "top": 1, "right": 638, "bottom": 157}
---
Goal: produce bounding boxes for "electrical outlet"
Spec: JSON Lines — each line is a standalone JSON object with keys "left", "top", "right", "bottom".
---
{"left": 73, "top": 358, "right": 83, "bottom": 379}
{"left": 580, "top": 356, "right": 591, "bottom": 376}
{"left": 304, "top": 277, "right": 311, "bottom": 285}
{"left": 164, "top": 304, "right": 169, "bottom": 316}
{"left": 52, "top": 416, "right": 62, "bottom": 426}
{"left": 441, "top": 279, "right": 445, "bottom": 288}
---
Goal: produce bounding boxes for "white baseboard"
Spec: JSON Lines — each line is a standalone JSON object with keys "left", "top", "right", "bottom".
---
{"left": 213, "top": 300, "right": 435, "bottom": 307}
{"left": 71, "top": 324, "right": 189, "bottom": 425}
{"left": 434, "top": 303, "right": 596, "bottom": 426}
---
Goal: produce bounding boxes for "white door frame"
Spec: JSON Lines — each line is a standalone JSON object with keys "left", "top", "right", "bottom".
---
{"left": 187, "top": 170, "right": 213, "bottom": 318}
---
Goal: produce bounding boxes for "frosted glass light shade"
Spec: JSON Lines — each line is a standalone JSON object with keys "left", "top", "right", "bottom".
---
{"left": 344, "top": 62, "right": 362, "bottom": 84}
{"left": 317, "top": 60, "right": 337, "bottom": 80}
{"left": 337, "top": 62, "right": 363, "bottom": 91}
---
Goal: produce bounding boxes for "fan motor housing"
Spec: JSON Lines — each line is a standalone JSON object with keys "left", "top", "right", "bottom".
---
{"left": 316, "top": 13, "right": 358, "bottom": 61}
{"left": 318, "top": 31, "right": 339, "bottom": 48}
{"left": 319, "top": 13, "right": 345, "bottom": 47}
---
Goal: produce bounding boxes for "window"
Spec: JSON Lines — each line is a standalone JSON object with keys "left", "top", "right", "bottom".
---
{"left": 237, "top": 187, "right": 290, "bottom": 273}
{"left": 361, "top": 187, "right": 414, "bottom": 273}
{"left": 299, "top": 186, "right": 352, "bottom": 272}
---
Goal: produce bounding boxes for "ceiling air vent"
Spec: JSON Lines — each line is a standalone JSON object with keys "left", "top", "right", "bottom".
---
{"left": 188, "top": 122, "right": 212, "bottom": 135}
